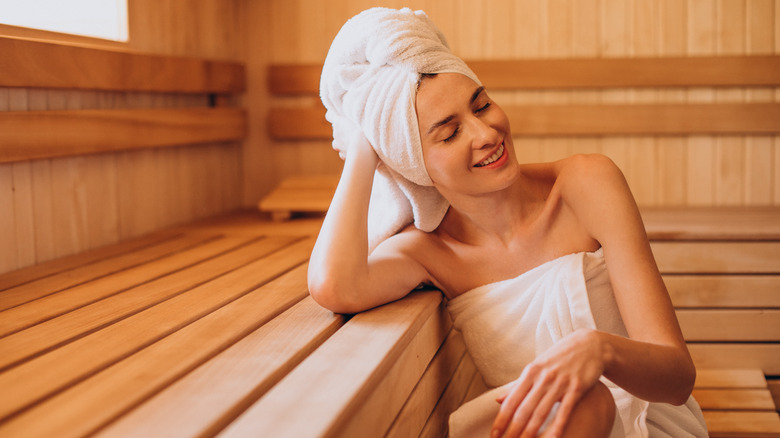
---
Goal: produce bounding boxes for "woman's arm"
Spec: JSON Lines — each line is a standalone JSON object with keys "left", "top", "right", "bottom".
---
{"left": 492, "top": 154, "right": 695, "bottom": 438}
{"left": 307, "top": 140, "right": 430, "bottom": 314}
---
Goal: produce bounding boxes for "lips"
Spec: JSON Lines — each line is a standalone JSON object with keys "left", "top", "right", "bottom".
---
{"left": 474, "top": 143, "right": 505, "bottom": 167}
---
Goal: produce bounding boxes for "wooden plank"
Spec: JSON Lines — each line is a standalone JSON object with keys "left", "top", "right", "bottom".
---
{"left": 218, "top": 289, "right": 444, "bottom": 437}
{"left": 0, "top": 107, "right": 247, "bottom": 163}
{"left": 689, "top": 344, "right": 780, "bottom": 375}
{"left": 0, "top": 237, "right": 314, "bottom": 423}
{"left": 693, "top": 388, "right": 777, "bottom": 410}
{"left": 268, "top": 103, "right": 780, "bottom": 140}
{"left": 0, "top": 237, "right": 293, "bottom": 370}
{"left": 665, "top": 275, "right": 780, "bottom": 308}
{"left": 677, "top": 309, "right": 780, "bottom": 342}
{"left": 0, "top": 231, "right": 177, "bottom": 291}
{"left": 0, "top": 233, "right": 215, "bottom": 312}
{"left": 0, "top": 36, "right": 245, "bottom": 93}
{"left": 651, "top": 241, "right": 780, "bottom": 274}
{"left": 385, "top": 330, "right": 467, "bottom": 438}
{"left": 695, "top": 369, "right": 768, "bottom": 389}
{"left": 702, "top": 411, "right": 780, "bottom": 437}
{"left": 642, "top": 206, "right": 780, "bottom": 241}
{"left": 0, "top": 263, "right": 317, "bottom": 438}
{"left": 0, "top": 235, "right": 248, "bottom": 337}
{"left": 93, "top": 296, "right": 345, "bottom": 438}
{"left": 268, "top": 56, "right": 780, "bottom": 95}
{"left": 419, "top": 354, "right": 480, "bottom": 438}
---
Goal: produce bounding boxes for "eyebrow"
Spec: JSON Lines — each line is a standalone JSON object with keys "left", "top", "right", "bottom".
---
{"left": 426, "top": 86, "right": 486, "bottom": 136}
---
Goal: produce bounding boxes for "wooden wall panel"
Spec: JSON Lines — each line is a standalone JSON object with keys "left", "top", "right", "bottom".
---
{"left": 0, "top": 0, "right": 246, "bottom": 275}
{"left": 250, "top": 0, "right": 779, "bottom": 209}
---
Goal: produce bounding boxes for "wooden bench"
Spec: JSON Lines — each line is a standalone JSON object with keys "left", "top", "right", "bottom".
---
{"left": 0, "top": 208, "right": 778, "bottom": 437}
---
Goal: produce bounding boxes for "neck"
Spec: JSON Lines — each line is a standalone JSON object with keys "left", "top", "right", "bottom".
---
{"left": 438, "top": 174, "right": 543, "bottom": 246}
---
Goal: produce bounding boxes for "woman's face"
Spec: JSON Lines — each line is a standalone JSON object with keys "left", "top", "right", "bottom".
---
{"left": 416, "top": 73, "right": 518, "bottom": 198}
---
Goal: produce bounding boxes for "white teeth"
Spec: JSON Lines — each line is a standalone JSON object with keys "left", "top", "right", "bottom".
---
{"left": 475, "top": 144, "right": 504, "bottom": 167}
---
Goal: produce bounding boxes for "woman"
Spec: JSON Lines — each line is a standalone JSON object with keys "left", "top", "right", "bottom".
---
{"left": 309, "top": 7, "right": 708, "bottom": 438}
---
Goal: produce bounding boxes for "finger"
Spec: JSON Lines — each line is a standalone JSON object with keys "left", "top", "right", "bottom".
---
{"left": 496, "top": 381, "right": 519, "bottom": 403}
{"left": 543, "top": 390, "right": 579, "bottom": 438}
{"left": 501, "top": 379, "right": 555, "bottom": 438}
{"left": 518, "top": 384, "right": 568, "bottom": 438}
{"left": 492, "top": 378, "right": 534, "bottom": 435}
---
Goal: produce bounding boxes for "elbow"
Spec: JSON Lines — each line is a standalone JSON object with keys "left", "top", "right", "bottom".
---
{"left": 307, "top": 271, "right": 360, "bottom": 315}
{"left": 670, "top": 357, "right": 697, "bottom": 406}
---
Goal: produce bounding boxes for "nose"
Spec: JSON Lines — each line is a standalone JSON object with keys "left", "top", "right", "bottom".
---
{"left": 468, "top": 115, "right": 500, "bottom": 150}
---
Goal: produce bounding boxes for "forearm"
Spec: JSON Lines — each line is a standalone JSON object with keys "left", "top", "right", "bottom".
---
{"left": 598, "top": 331, "right": 695, "bottom": 405}
{"left": 308, "top": 145, "right": 379, "bottom": 310}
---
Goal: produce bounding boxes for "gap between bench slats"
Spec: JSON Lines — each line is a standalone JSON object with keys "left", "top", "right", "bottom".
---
{"left": 0, "top": 238, "right": 314, "bottom": 432}
{"left": 0, "top": 107, "right": 247, "bottom": 163}
{"left": 0, "top": 237, "right": 293, "bottom": 371}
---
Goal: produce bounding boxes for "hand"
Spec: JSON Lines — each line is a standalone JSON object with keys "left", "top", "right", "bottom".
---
{"left": 492, "top": 329, "right": 607, "bottom": 438}
{"left": 331, "top": 117, "right": 374, "bottom": 161}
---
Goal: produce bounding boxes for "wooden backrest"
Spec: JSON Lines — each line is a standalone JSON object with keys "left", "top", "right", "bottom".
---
{"left": 267, "top": 56, "right": 780, "bottom": 140}
{"left": 0, "top": 36, "right": 246, "bottom": 163}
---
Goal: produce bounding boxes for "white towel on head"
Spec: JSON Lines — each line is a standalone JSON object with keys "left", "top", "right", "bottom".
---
{"left": 320, "top": 7, "right": 480, "bottom": 250}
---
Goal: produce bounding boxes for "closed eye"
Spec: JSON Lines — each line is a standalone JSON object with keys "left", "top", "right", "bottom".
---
{"left": 442, "top": 126, "right": 460, "bottom": 143}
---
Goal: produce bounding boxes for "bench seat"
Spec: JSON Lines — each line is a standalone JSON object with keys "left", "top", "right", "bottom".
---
{"left": 1, "top": 208, "right": 779, "bottom": 437}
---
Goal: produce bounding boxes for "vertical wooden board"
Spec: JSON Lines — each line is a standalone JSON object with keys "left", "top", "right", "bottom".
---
{"left": 30, "top": 159, "right": 55, "bottom": 263}
{"left": 455, "top": 0, "right": 485, "bottom": 59}
{"left": 513, "top": 0, "right": 543, "bottom": 57}
{"left": 269, "top": 0, "right": 301, "bottom": 63}
{"left": 11, "top": 162, "right": 36, "bottom": 269}
{"left": 117, "top": 149, "right": 161, "bottom": 239}
{"left": 686, "top": 0, "right": 717, "bottom": 206}
{"left": 541, "top": 0, "right": 573, "bottom": 162}
{"left": 83, "top": 153, "right": 120, "bottom": 249}
{"left": 0, "top": 163, "right": 18, "bottom": 274}
{"left": 50, "top": 156, "right": 88, "bottom": 258}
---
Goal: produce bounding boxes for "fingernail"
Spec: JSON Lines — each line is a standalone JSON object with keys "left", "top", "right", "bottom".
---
{"left": 491, "top": 429, "right": 500, "bottom": 438}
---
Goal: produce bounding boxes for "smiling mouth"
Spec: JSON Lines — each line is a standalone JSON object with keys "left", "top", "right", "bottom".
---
{"left": 474, "top": 143, "right": 505, "bottom": 167}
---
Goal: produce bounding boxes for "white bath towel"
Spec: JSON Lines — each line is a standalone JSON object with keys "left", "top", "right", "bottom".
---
{"left": 446, "top": 249, "right": 709, "bottom": 437}
{"left": 320, "top": 7, "right": 480, "bottom": 250}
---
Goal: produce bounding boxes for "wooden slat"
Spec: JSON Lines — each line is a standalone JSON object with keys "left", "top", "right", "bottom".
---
{"left": 702, "top": 411, "right": 780, "bottom": 438}
{"left": 689, "top": 344, "right": 780, "bottom": 375}
{"left": 677, "top": 310, "right": 780, "bottom": 342}
{"left": 695, "top": 369, "right": 768, "bottom": 389}
{"left": 642, "top": 207, "right": 780, "bottom": 241}
{"left": 651, "top": 241, "right": 780, "bottom": 274}
{"left": 0, "top": 36, "right": 245, "bottom": 93}
{"left": 0, "top": 107, "right": 247, "bottom": 163}
{"left": 0, "top": 261, "right": 315, "bottom": 438}
{"left": 693, "top": 388, "right": 777, "bottom": 410}
{"left": 385, "top": 330, "right": 467, "bottom": 438}
{"left": 219, "top": 289, "right": 444, "bottom": 437}
{"left": 0, "top": 238, "right": 314, "bottom": 423}
{"left": 665, "top": 275, "right": 780, "bottom": 308}
{"left": 268, "top": 103, "right": 780, "bottom": 140}
{"left": 94, "top": 296, "right": 344, "bottom": 438}
{"left": 419, "top": 354, "right": 480, "bottom": 438}
{"left": 0, "top": 237, "right": 291, "bottom": 370}
{"left": 269, "top": 56, "right": 780, "bottom": 95}
{"left": 0, "top": 233, "right": 216, "bottom": 312}
{"left": 0, "top": 236, "right": 257, "bottom": 337}
{"left": 0, "top": 231, "right": 177, "bottom": 291}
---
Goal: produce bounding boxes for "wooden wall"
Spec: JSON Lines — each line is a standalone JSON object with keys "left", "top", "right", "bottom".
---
{"left": 244, "top": 0, "right": 779, "bottom": 209}
{"left": 0, "top": 0, "right": 247, "bottom": 274}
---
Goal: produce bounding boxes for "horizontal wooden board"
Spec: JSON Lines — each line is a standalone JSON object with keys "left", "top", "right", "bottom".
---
{"left": 0, "top": 36, "right": 245, "bottom": 93}
{"left": 693, "top": 388, "right": 776, "bottom": 410}
{"left": 689, "top": 343, "right": 780, "bottom": 375}
{"left": 702, "top": 411, "right": 780, "bottom": 437}
{"left": 642, "top": 207, "right": 780, "bottom": 241}
{"left": 677, "top": 310, "right": 780, "bottom": 342}
{"left": 695, "top": 369, "right": 768, "bottom": 389}
{"left": 652, "top": 241, "right": 780, "bottom": 274}
{"left": 268, "top": 103, "right": 780, "bottom": 140}
{"left": 269, "top": 56, "right": 780, "bottom": 95}
{"left": 665, "top": 275, "right": 780, "bottom": 308}
{"left": 0, "top": 107, "right": 247, "bottom": 163}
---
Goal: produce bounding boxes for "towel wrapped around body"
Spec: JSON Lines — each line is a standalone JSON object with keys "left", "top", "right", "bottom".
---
{"left": 446, "top": 249, "right": 709, "bottom": 437}
{"left": 319, "top": 7, "right": 480, "bottom": 250}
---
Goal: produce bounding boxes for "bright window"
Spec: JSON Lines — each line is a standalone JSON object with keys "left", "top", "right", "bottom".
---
{"left": 0, "top": 0, "right": 128, "bottom": 42}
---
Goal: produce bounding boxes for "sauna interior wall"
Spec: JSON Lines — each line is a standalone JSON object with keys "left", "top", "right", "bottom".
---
{"left": 0, "top": 0, "right": 247, "bottom": 274}
{"left": 246, "top": 0, "right": 779, "bottom": 210}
